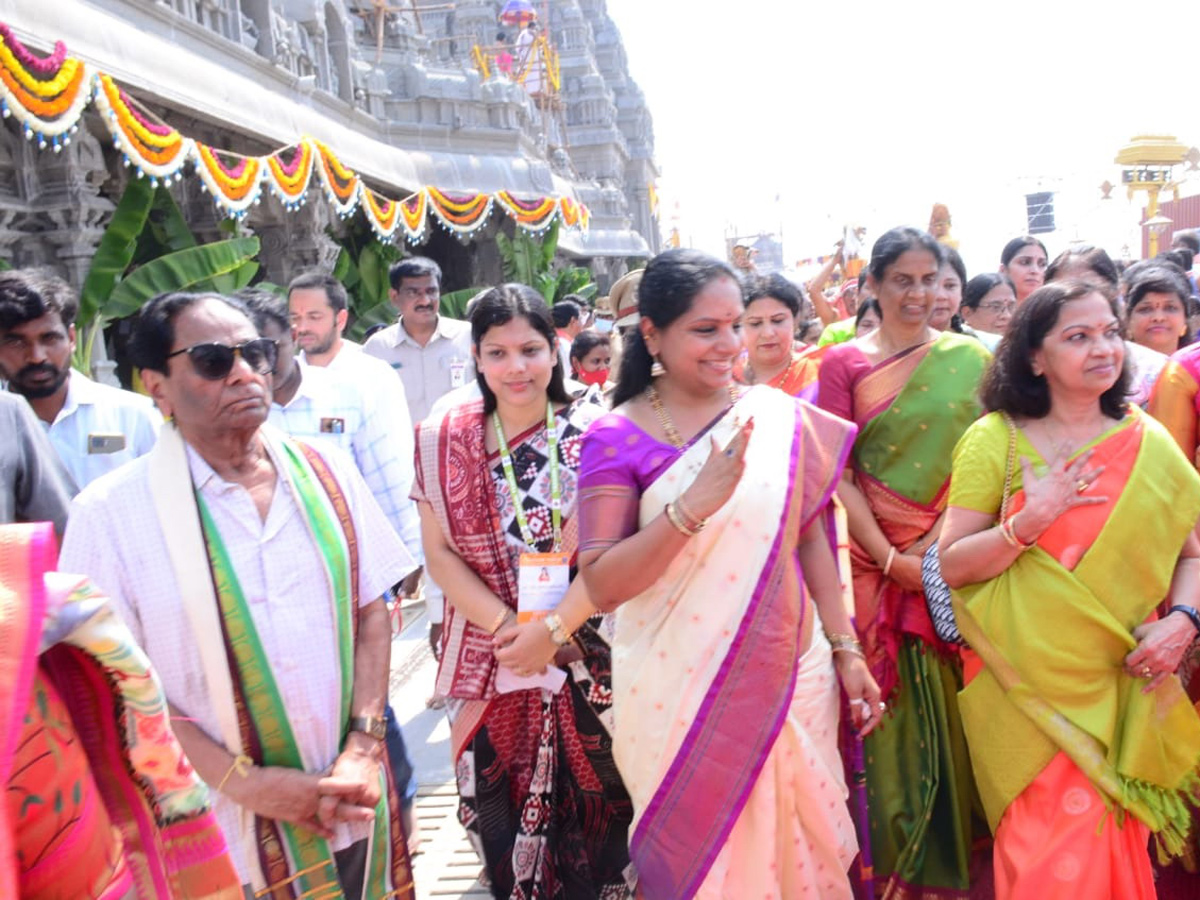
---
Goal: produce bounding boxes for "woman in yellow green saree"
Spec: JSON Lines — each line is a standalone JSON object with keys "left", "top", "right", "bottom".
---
{"left": 940, "top": 281, "right": 1200, "bottom": 899}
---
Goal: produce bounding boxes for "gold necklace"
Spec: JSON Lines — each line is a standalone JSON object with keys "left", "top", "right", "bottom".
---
{"left": 1043, "top": 415, "right": 1107, "bottom": 457}
{"left": 646, "top": 383, "right": 740, "bottom": 448}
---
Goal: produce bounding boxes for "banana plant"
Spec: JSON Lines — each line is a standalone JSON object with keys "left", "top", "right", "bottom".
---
{"left": 73, "top": 181, "right": 261, "bottom": 373}
{"left": 495, "top": 217, "right": 597, "bottom": 305}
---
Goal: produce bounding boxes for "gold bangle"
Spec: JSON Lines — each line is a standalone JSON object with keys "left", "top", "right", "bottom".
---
{"left": 674, "top": 495, "right": 707, "bottom": 532}
{"left": 487, "top": 607, "right": 514, "bottom": 635}
{"left": 664, "top": 501, "right": 701, "bottom": 537}
{"left": 216, "top": 754, "right": 253, "bottom": 793}
{"left": 831, "top": 645, "right": 866, "bottom": 660}
{"left": 882, "top": 546, "right": 897, "bottom": 577}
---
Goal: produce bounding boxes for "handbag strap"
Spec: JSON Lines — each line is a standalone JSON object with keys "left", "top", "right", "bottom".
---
{"left": 998, "top": 412, "right": 1018, "bottom": 522}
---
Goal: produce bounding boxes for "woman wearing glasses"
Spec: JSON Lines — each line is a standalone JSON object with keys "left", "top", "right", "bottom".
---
{"left": 959, "top": 273, "right": 1017, "bottom": 351}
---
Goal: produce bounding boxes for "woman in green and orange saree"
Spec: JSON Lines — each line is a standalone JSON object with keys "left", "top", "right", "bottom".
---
{"left": 736, "top": 273, "right": 825, "bottom": 403}
{"left": 817, "top": 227, "right": 991, "bottom": 898}
{"left": 0, "top": 521, "right": 240, "bottom": 899}
{"left": 939, "top": 281, "right": 1200, "bottom": 899}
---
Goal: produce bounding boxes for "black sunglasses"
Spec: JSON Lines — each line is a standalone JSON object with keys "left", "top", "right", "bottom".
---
{"left": 165, "top": 338, "right": 278, "bottom": 380}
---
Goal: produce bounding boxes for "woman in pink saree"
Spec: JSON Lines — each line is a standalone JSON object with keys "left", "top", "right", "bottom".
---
{"left": 578, "top": 249, "right": 881, "bottom": 899}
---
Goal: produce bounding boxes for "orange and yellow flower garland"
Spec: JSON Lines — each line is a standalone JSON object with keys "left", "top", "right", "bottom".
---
{"left": 0, "top": 20, "right": 592, "bottom": 243}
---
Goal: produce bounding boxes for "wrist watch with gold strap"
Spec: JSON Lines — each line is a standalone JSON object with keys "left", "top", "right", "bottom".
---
{"left": 348, "top": 715, "right": 387, "bottom": 742}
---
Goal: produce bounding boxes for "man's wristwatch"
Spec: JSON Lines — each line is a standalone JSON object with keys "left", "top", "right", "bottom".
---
{"left": 348, "top": 715, "right": 387, "bottom": 742}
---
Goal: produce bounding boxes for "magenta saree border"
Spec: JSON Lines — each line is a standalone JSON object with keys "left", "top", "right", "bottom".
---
{"left": 628, "top": 402, "right": 807, "bottom": 898}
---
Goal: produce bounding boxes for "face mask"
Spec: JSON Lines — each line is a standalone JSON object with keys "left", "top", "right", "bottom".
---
{"left": 593, "top": 318, "right": 614, "bottom": 334}
{"left": 578, "top": 368, "right": 609, "bottom": 387}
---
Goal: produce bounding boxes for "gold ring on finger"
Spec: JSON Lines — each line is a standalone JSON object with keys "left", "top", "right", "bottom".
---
{"left": 1140, "top": 665, "right": 1153, "bottom": 678}
{"left": 1076, "top": 480, "right": 1089, "bottom": 494}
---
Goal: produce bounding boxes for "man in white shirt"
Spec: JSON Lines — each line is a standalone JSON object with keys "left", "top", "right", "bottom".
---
{"left": 60, "top": 291, "right": 417, "bottom": 899}
{"left": 287, "top": 269, "right": 361, "bottom": 370}
{"left": 241, "top": 288, "right": 421, "bottom": 553}
{"left": 362, "top": 257, "right": 474, "bottom": 424}
{"left": 0, "top": 269, "right": 160, "bottom": 488}
{"left": 363, "top": 258, "right": 474, "bottom": 658}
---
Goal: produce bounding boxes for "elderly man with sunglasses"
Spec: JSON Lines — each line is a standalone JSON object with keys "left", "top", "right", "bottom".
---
{"left": 60, "top": 291, "right": 418, "bottom": 900}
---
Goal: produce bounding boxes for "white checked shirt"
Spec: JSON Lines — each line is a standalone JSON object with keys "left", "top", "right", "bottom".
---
{"left": 268, "top": 364, "right": 420, "bottom": 552}
{"left": 60, "top": 432, "right": 415, "bottom": 884}
{"left": 362, "top": 315, "right": 474, "bottom": 423}
{"left": 39, "top": 372, "right": 161, "bottom": 489}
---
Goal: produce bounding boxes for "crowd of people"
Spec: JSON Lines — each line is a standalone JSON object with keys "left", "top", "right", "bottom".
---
{"left": 4, "top": 221, "right": 1200, "bottom": 899}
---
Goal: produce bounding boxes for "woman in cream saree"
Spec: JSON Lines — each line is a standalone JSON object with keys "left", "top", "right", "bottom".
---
{"left": 578, "top": 249, "right": 879, "bottom": 899}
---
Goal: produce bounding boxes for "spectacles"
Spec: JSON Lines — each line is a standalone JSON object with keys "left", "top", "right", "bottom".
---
{"left": 977, "top": 301, "right": 1017, "bottom": 314}
{"left": 166, "top": 338, "right": 278, "bottom": 380}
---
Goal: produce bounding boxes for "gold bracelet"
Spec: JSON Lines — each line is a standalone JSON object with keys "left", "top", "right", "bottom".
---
{"left": 674, "top": 495, "right": 707, "bottom": 532}
{"left": 1000, "top": 515, "right": 1035, "bottom": 551}
{"left": 882, "top": 546, "right": 897, "bottom": 577}
{"left": 216, "top": 754, "right": 254, "bottom": 793}
{"left": 487, "top": 607, "right": 514, "bottom": 635}
{"left": 826, "top": 632, "right": 859, "bottom": 645}
{"left": 543, "top": 613, "right": 573, "bottom": 646}
{"left": 664, "top": 501, "right": 701, "bottom": 537}
{"left": 831, "top": 645, "right": 866, "bottom": 660}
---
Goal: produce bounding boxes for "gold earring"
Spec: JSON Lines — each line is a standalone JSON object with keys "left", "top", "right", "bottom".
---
{"left": 650, "top": 356, "right": 666, "bottom": 378}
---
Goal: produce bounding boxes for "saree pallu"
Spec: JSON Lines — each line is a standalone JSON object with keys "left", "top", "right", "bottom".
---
{"left": 833, "top": 333, "right": 990, "bottom": 898}
{"left": 736, "top": 346, "right": 827, "bottom": 404}
{"left": 953, "top": 411, "right": 1200, "bottom": 899}
{"left": 0, "top": 522, "right": 239, "bottom": 899}
{"left": 1148, "top": 342, "right": 1200, "bottom": 469}
{"left": 605, "top": 386, "right": 856, "bottom": 899}
{"left": 414, "top": 398, "right": 634, "bottom": 900}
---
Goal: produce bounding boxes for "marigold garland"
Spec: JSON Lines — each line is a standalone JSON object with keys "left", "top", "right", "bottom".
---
{"left": 495, "top": 190, "right": 558, "bottom": 232}
{"left": 264, "top": 138, "right": 314, "bottom": 208}
{"left": 95, "top": 74, "right": 191, "bottom": 180}
{"left": 0, "top": 25, "right": 90, "bottom": 144}
{"left": 193, "top": 143, "right": 263, "bottom": 216}
{"left": 313, "top": 139, "right": 360, "bottom": 217}
{"left": 0, "top": 21, "right": 597, "bottom": 238}
{"left": 427, "top": 187, "right": 493, "bottom": 234}
{"left": 360, "top": 185, "right": 400, "bottom": 240}
{"left": 400, "top": 191, "right": 428, "bottom": 243}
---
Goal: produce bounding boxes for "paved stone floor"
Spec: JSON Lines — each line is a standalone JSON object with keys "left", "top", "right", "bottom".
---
{"left": 389, "top": 599, "right": 489, "bottom": 900}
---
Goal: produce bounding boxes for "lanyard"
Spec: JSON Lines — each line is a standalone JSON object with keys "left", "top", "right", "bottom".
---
{"left": 493, "top": 402, "right": 561, "bottom": 551}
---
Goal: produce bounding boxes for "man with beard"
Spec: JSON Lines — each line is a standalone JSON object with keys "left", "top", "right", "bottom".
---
{"left": 60, "top": 291, "right": 417, "bottom": 899}
{"left": 0, "top": 269, "right": 160, "bottom": 488}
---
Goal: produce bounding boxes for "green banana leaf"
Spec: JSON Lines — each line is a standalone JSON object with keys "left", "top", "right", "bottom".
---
{"left": 440, "top": 286, "right": 483, "bottom": 319}
{"left": 78, "top": 177, "right": 156, "bottom": 326}
{"left": 143, "top": 186, "right": 198, "bottom": 257}
{"left": 103, "top": 237, "right": 261, "bottom": 320}
{"left": 210, "top": 260, "right": 260, "bottom": 294}
{"left": 539, "top": 218, "right": 560, "bottom": 269}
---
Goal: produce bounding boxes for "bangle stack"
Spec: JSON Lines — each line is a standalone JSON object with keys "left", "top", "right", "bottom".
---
{"left": 827, "top": 632, "right": 865, "bottom": 660}
{"left": 882, "top": 546, "right": 897, "bottom": 577}
{"left": 664, "top": 497, "right": 707, "bottom": 537}
{"left": 1168, "top": 605, "right": 1200, "bottom": 636}
{"left": 999, "top": 515, "right": 1035, "bottom": 551}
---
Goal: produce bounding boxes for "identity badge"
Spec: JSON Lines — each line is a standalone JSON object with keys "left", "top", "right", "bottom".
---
{"left": 449, "top": 358, "right": 467, "bottom": 389}
{"left": 517, "top": 552, "right": 570, "bottom": 623}
{"left": 87, "top": 433, "right": 126, "bottom": 454}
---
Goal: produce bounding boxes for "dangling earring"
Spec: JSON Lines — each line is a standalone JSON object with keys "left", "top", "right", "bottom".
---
{"left": 650, "top": 355, "right": 666, "bottom": 378}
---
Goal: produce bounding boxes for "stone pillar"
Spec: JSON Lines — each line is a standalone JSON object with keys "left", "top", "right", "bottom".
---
{"left": 252, "top": 198, "right": 340, "bottom": 286}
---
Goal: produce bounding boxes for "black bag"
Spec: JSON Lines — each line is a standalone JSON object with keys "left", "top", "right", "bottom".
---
{"left": 921, "top": 414, "right": 1018, "bottom": 647}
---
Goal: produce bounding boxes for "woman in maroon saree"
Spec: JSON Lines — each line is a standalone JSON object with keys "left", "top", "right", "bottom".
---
{"left": 413, "top": 286, "right": 633, "bottom": 899}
